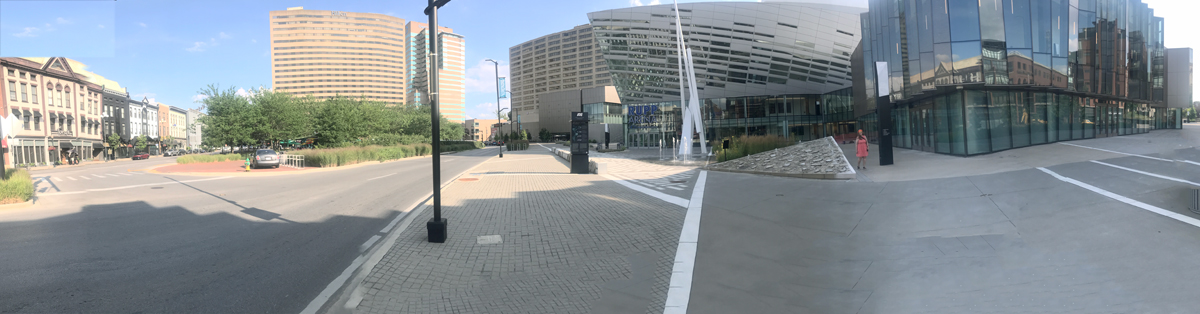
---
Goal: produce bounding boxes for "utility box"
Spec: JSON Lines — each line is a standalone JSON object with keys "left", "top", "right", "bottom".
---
{"left": 570, "top": 112, "right": 590, "bottom": 174}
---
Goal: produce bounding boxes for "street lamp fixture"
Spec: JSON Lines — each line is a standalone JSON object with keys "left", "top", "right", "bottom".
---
{"left": 485, "top": 58, "right": 502, "bottom": 158}
{"left": 425, "top": 0, "right": 451, "bottom": 243}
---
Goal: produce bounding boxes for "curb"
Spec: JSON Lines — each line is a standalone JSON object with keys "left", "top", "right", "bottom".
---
{"left": 0, "top": 197, "right": 35, "bottom": 211}
{"left": 148, "top": 154, "right": 441, "bottom": 177}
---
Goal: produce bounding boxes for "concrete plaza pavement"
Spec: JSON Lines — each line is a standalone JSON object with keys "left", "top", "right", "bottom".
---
{"left": 691, "top": 129, "right": 1200, "bottom": 313}
{"left": 329, "top": 147, "right": 698, "bottom": 314}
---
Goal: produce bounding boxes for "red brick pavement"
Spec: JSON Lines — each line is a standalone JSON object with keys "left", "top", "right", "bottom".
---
{"left": 155, "top": 160, "right": 304, "bottom": 173}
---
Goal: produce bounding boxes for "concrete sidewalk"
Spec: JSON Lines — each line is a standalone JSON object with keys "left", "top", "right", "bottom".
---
{"left": 332, "top": 147, "right": 689, "bottom": 314}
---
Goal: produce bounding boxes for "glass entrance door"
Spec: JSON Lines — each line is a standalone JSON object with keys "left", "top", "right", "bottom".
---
{"left": 910, "top": 103, "right": 935, "bottom": 152}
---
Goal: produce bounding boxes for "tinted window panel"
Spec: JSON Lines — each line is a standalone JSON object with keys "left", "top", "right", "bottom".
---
{"left": 948, "top": 0, "right": 982, "bottom": 41}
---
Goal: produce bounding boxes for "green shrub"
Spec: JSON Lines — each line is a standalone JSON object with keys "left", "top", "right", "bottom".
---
{"left": 176, "top": 153, "right": 245, "bottom": 164}
{"left": 506, "top": 140, "right": 530, "bottom": 151}
{"left": 715, "top": 136, "right": 794, "bottom": 162}
{"left": 291, "top": 143, "right": 439, "bottom": 167}
{"left": 0, "top": 169, "right": 34, "bottom": 204}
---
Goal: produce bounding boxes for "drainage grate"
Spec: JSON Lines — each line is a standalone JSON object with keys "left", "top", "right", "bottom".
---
{"left": 459, "top": 178, "right": 479, "bottom": 182}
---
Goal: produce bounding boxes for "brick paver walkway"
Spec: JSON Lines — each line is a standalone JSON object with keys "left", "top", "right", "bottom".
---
{"left": 349, "top": 148, "right": 688, "bottom": 314}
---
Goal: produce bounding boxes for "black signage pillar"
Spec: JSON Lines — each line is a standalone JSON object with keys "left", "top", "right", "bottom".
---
{"left": 876, "top": 95, "right": 894, "bottom": 166}
{"left": 874, "top": 62, "right": 894, "bottom": 166}
{"left": 570, "top": 112, "right": 590, "bottom": 174}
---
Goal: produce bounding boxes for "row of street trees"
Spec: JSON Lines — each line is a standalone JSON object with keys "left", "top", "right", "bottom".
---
{"left": 195, "top": 85, "right": 464, "bottom": 149}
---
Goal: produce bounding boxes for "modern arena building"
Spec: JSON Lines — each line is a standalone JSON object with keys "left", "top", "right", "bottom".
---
{"left": 577, "top": 0, "right": 1188, "bottom": 155}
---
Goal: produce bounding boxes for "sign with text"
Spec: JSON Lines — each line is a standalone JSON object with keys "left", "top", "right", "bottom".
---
{"left": 626, "top": 104, "right": 660, "bottom": 128}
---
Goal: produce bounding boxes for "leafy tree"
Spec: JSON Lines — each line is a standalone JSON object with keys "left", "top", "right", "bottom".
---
{"left": 196, "top": 85, "right": 260, "bottom": 148}
{"left": 163, "top": 135, "right": 174, "bottom": 149}
{"left": 252, "top": 89, "right": 315, "bottom": 149}
{"left": 539, "top": 128, "right": 551, "bottom": 142}
{"left": 520, "top": 129, "right": 529, "bottom": 140}
{"left": 510, "top": 130, "right": 519, "bottom": 141}
{"left": 105, "top": 133, "right": 121, "bottom": 149}
{"left": 135, "top": 135, "right": 148, "bottom": 152}
{"left": 440, "top": 122, "right": 464, "bottom": 142}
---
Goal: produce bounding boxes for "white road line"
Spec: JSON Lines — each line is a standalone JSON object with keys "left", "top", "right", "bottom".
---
{"left": 106, "top": 174, "right": 122, "bottom": 177}
{"left": 664, "top": 170, "right": 707, "bottom": 314}
{"left": 81, "top": 176, "right": 91, "bottom": 180}
{"left": 601, "top": 174, "right": 688, "bottom": 208}
{"left": 38, "top": 176, "right": 233, "bottom": 195}
{"left": 366, "top": 173, "right": 397, "bottom": 181}
{"left": 1090, "top": 160, "right": 1200, "bottom": 187}
{"left": 1038, "top": 167, "right": 1200, "bottom": 228}
{"left": 91, "top": 174, "right": 106, "bottom": 178}
{"left": 119, "top": 173, "right": 134, "bottom": 176}
{"left": 359, "top": 235, "right": 382, "bottom": 253}
{"left": 300, "top": 255, "right": 366, "bottom": 314}
{"left": 1059, "top": 142, "right": 1173, "bottom": 162}
{"left": 68, "top": 177, "right": 77, "bottom": 181}
{"left": 53, "top": 177, "right": 63, "bottom": 182}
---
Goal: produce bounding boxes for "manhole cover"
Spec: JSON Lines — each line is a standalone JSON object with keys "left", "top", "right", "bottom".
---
{"left": 670, "top": 180, "right": 686, "bottom": 183}
{"left": 459, "top": 178, "right": 479, "bottom": 182}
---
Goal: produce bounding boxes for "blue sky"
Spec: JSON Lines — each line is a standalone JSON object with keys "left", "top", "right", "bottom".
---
{"left": 3, "top": 0, "right": 1196, "bottom": 119}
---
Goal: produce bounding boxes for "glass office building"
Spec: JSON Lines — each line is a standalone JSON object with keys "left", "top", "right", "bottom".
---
{"left": 588, "top": 2, "right": 868, "bottom": 148}
{"left": 863, "top": 0, "right": 1181, "bottom": 156}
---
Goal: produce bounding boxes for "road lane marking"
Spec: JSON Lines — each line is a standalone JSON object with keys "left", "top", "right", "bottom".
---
{"left": 1090, "top": 160, "right": 1200, "bottom": 187}
{"left": 91, "top": 174, "right": 106, "bottom": 178}
{"left": 366, "top": 173, "right": 397, "bottom": 181}
{"left": 106, "top": 174, "right": 122, "bottom": 177}
{"left": 1038, "top": 167, "right": 1200, "bottom": 228}
{"left": 53, "top": 177, "right": 63, "bottom": 182}
{"left": 664, "top": 170, "right": 707, "bottom": 314}
{"left": 119, "top": 173, "right": 133, "bottom": 176}
{"left": 359, "top": 235, "right": 381, "bottom": 253}
{"left": 1059, "top": 142, "right": 1174, "bottom": 162}
{"left": 68, "top": 177, "right": 77, "bottom": 181}
{"left": 81, "top": 176, "right": 91, "bottom": 180}
{"left": 38, "top": 176, "right": 233, "bottom": 195}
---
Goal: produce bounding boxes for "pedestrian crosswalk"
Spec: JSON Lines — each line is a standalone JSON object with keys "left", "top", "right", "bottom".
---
{"left": 35, "top": 171, "right": 148, "bottom": 182}
{"left": 610, "top": 170, "right": 696, "bottom": 191}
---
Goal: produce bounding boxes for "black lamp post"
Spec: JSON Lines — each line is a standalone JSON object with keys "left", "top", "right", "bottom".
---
{"left": 425, "top": 0, "right": 451, "bottom": 243}
{"left": 485, "top": 58, "right": 502, "bottom": 158}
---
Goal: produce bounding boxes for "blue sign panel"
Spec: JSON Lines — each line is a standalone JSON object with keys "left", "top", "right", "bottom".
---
{"left": 627, "top": 105, "right": 659, "bottom": 128}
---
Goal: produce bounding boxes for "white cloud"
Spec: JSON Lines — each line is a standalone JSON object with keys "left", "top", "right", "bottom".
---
{"left": 251, "top": 39, "right": 257, "bottom": 43}
{"left": 139, "top": 22, "right": 147, "bottom": 28}
{"left": 630, "top": 0, "right": 661, "bottom": 6}
{"left": 464, "top": 59, "right": 511, "bottom": 94}
{"left": 13, "top": 27, "right": 39, "bottom": 38}
{"left": 191, "top": 94, "right": 208, "bottom": 102}
{"left": 219, "top": 32, "right": 231, "bottom": 39}
{"left": 56, "top": 17, "right": 72, "bottom": 24}
{"left": 235, "top": 88, "right": 253, "bottom": 98}
{"left": 469, "top": 100, "right": 511, "bottom": 122}
{"left": 98, "top": 24, "right": 105, "bottom": 29}
{"left": 186, "top": 41, "right": 207, "bottom": 52}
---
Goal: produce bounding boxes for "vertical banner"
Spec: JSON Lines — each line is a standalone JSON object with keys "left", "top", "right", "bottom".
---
{"left": 875, "top": 62, "right": 894, "bottom": 166}
{"left": 498, "top": 77, "right": 508, "bottom": 98}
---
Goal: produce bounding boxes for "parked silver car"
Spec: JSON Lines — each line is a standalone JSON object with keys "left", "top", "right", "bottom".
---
{"left": 251, "top": 149, "right": 281, "bottom": 169}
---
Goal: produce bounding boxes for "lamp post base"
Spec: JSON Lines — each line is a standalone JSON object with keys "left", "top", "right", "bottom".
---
{"left": 426, "top": 218, "right": 448, "bottom": 243}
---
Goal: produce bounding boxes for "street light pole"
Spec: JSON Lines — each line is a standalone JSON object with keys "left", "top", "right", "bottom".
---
{"left": 425, "top": 0, "right": 451, "bottom": 243}
{"left": 485, "top": 58, "right": 502, "bottom": 158}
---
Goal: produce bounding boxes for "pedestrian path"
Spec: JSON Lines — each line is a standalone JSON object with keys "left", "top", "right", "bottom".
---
{"left": 329, "top": 148, "right": 689, "bottom": 314}
{"left": 609, "top": 171, "right": 695, "bottom": 191}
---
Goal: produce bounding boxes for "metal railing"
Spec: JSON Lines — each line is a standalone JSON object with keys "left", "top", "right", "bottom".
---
{"left": 280, "top": 154, "right": 305, "bottom": 169}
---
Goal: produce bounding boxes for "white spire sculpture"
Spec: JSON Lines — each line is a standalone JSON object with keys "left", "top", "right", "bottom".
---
{"left": 673, "top": 0, "right": 707, "bottom": 159}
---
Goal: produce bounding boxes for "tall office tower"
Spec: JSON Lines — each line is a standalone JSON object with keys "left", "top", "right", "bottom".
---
{"left": 268, "top": 7, "right": 406, "bottom": 105}
{"left": 508, "top": 24, "right": 612, "bottom": 129}
{"left": 406, "top": 21, "right": 467, "bottom": 122}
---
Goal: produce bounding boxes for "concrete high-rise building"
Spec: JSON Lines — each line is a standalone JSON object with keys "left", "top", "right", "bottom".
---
{"left": 405, "top": 21, "right": 466, "bottom": 122}
{"left": 268, "top": 7, "right": 465, "bottom": 122}
{"left": 508, "top": 24, "right": 613, "bottom": 134}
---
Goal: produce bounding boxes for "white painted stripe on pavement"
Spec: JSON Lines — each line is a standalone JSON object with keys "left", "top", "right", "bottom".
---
{"left": 39, "top": 176, "right": 233, "bottom": 195}
{"left": 68, "top": 177, "right": 77, "bottom": 181}
{"left": 1059, "top": 142, "right": 1173, "bottom": 162}
{"left": 92, "top": 174, "right": 106, "bottom": 178}
{"left": 300, "top": 255, "right": 366, "bottom": 314}
{"left": 1038, "top": 167, "right": 1200, "bottom": 228}
{"left": 1090, "top": 160, "right": 1200, "bottom": 187}
{"left": 366, "top": 173, "right": 397, "bottom": 181}
{"left": 106, "top": 174, "right": 122, "bottom": 177}
{"left": 119, "top": 173, "right": 133, "bottom": 176}
{"left": 53, "top": 177, "right": 63, "bottom": 182}
{"left": 359, "top": 235, "right": 381, "bottom": 253}
{"left": 81, "top": 176, "right": 91, "bottom": 180}
{"left": 664, "top": 170, "right": 707, "bottom": 314}
{"left": 601, "top": 174, "right": 688, "bottom": 208}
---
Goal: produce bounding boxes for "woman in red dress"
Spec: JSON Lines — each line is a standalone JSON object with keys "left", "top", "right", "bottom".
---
{"left": 855, "top": 129, "right": 868, "bottom": 170}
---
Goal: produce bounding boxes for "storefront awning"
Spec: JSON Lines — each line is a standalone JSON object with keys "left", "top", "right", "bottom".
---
{"left": 60, "top": 142, "right": 73, "bottom": 149}
{"left": 10, "top": 109, "right": 19, "bottom": 116}
{"left": 57, "top": 113, "right": 66, "bottom": 120}
{"left": 92, "top": 143, "right": 104, "bottom": 149}
{"left": 66, "top": 114, "right": 74, "bottom": 121}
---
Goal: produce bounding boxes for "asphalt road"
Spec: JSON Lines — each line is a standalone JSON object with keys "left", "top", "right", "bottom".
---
{"left": 0, "top": 147, "right": 499, "bottom": 313}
